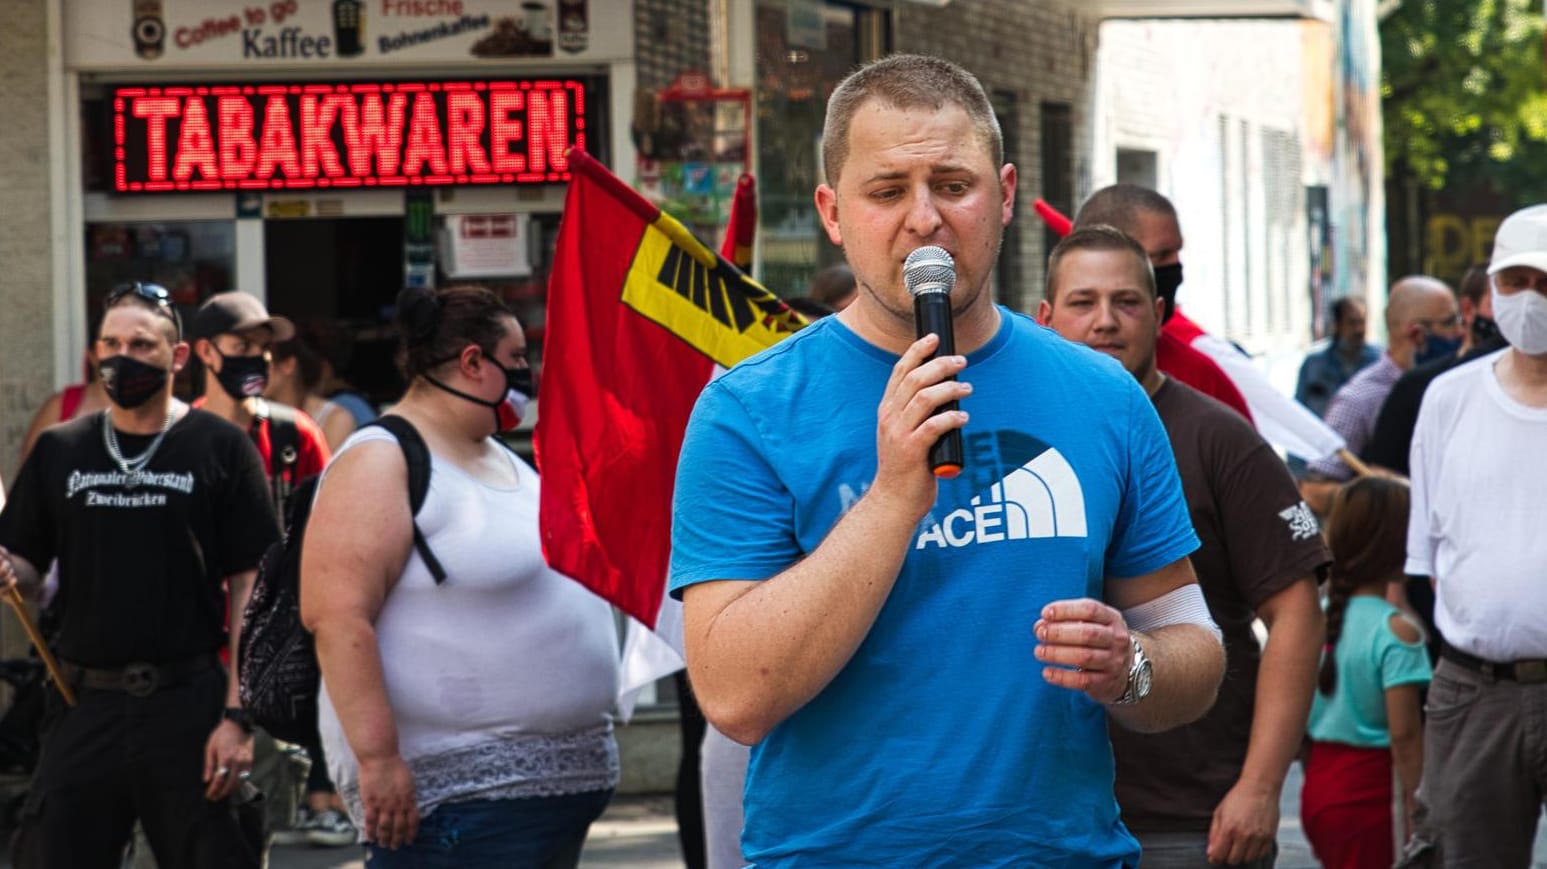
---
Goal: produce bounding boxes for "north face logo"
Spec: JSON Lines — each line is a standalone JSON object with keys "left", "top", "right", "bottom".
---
{"left": 915, "top": 446, "right": 1087, "bottom": 549}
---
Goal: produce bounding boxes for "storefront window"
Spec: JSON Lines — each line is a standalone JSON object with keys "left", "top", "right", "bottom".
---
{"left": 754, "top": 1, "right": 864, "bottom": 298}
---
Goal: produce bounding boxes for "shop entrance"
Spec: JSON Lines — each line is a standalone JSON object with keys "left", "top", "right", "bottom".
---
{"left": 265, "top": 217, "right": 406, "bottom": 404}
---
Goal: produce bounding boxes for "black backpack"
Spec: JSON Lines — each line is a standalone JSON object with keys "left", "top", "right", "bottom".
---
{"left": 238, "top": 415, "right": 447, "bottom": 744}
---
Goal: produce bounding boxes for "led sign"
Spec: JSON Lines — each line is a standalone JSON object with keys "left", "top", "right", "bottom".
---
{"left": 113, "top": 79, "right": 586, "bottom": 193}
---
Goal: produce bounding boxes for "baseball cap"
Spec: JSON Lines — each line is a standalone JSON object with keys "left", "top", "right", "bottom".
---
{"left": 1487, "top": 204, "right": 1547, "bottom": 275}
{"left": 190, "top": 291, "right": 295, "bottom": 342}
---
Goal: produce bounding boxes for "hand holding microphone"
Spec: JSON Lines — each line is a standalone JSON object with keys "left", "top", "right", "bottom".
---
{"left": 904, "top": 246, "right": 966, "bottom": 479}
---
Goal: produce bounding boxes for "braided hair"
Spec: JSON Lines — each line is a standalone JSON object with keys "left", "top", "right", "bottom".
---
{"left": 1318, "top": 475, "right": 1411, "bottom": 695}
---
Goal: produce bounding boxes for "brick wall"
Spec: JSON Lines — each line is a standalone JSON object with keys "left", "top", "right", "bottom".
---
{"left": 893, "top": 1, "right": 1101, "bottom": 313}
{"left": 0, "top": 0, "right": 56, "bottom": 675}
{"left": 0, "top": 0, "right": 57, "bottom": 485}
{"left": 1094, "top": 18, "right": 1325, "bottom": 357}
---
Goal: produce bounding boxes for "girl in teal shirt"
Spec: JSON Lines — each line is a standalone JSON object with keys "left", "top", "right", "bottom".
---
{"left": 1301, "top": 476, "right": 1432, "bottom": 869}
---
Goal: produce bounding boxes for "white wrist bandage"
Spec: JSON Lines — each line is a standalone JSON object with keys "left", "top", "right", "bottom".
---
{"left": 1121, "top": 583, "right": 1221, "bottom": 643}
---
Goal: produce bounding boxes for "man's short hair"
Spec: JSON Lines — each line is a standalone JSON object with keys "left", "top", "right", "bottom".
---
{"left": 1074, "top": 184, "right": 1178, "bottom": 238}
{"left": 784, "top": 296, "right": 836, "bottom": 320}
{"left": 1458, "top": 262, "right": 1490, "bottom": 306}
{"left": 809, "top": 264, "right": 856, "bottom": 308}
{"left": 1330, "top": 296, "right": 1365, "bottom": 328}
{"left": 1045, "top": 225, "right": 1157, "bottom": 303}
{"left": 822, "top": 54, "right": 1003, "bottom": 185}
{"left": 102, "top": 282, "right": 182, "bottom": 344}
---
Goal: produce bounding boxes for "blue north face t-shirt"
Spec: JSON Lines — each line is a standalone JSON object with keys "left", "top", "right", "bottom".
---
{"left": 670, "top": 308, "right": 1198, "bottom": 868}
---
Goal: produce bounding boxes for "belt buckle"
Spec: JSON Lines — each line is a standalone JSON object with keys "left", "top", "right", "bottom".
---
{"left": 122, "top": 662, "right": 158, "bottom": 697}
{"left": 1515, "top": 660, "right": 1547, "bottom": 684}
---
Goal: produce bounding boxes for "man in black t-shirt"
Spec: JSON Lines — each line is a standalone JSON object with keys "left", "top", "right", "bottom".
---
{"left": 1041, "top": 227, "right": 1329, "bottom": 868}
{"left": 0, "top": 283, "right": 279, "bottom": 869}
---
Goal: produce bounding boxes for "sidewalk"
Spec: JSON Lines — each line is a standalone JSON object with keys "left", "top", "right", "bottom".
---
{"left": 263, "top": 796, "right": 684, "bottom": 869}
{"left": 270, "top": 779, "right": 1308, "bottom": 868}
{"left": 263, "top": 764, "right": 1546, "bottom": 868}
{"left": 11, "top": 770, "right": 1542, "bottom": 867}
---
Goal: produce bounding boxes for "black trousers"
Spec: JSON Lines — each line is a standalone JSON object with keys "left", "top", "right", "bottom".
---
{"left": 674, "top": 670, "right": 707, "bottom": 869}
{"left": 10, "top": 665, "right": 259, "bottom": 869}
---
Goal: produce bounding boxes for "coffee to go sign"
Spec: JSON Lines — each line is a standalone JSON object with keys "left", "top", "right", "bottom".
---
{"left": 113, "top": 79, "right": 586, "bottom": 193}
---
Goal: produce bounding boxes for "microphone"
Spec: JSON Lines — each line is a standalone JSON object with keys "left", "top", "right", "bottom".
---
{"left": 903, "top": 245, "right": 965, "bottom": 479}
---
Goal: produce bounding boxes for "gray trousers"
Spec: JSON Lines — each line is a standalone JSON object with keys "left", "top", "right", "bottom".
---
{"left": 1131, "top": 831, "right": 1275, "bottom": 868}
{"left": 1421, "top": 658, "right": 1547, "bottom": 868}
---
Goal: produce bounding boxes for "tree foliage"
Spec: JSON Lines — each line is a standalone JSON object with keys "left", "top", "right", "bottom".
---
{"left": 1381, "top": 0, "right": 1547, "bottom": 196}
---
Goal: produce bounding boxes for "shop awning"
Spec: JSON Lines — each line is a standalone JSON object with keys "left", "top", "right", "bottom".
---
{"left": 1083, "top": 0, "right": 1333, "bottom": 19}
{"left": 902, "top": 0, "right": 1332, "bottom": 20}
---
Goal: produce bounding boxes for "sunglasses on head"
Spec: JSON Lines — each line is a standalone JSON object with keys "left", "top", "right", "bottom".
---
{"left": 105, "top": 282, "right": 182, "bottom": 339}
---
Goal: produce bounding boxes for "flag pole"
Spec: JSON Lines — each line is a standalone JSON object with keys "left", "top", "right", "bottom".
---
{"left": 1337, "top": 448, "right": 1375, "bottom": 478}
{"left": 3, "top": 586, "right": 74, "bottom": 707}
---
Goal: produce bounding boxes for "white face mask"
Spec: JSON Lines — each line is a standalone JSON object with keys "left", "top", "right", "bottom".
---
{"left": 1492, "top": 285, "right": 1547, "bottom": 355}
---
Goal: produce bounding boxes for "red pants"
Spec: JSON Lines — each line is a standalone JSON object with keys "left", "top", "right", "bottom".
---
{"left": 1301, "top": 740, "right": 1393, "bottom": 869}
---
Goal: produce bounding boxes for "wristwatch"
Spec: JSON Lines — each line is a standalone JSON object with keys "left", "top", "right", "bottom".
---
{"left": 222, "top": 706, "right": 255, "bottom": 734}
{"left": 1111, "top": 635, "right": 1153, "bottom": 706}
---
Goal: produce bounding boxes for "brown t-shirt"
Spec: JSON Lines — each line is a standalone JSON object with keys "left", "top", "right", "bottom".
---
{"left": 1110, "top": 378, "right": 1331, "bottom": 832}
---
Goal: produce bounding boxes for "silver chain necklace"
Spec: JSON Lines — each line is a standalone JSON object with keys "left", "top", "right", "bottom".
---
{"left": 101, "top": 408, "right": 175, "bottom": 489}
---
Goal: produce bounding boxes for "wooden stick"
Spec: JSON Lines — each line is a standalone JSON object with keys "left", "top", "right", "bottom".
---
{"left": 3, "top": 586, "right": 75, "bottom": 707}
{"left": 1338, "top": 448, "right": 1374, "bottom": 479}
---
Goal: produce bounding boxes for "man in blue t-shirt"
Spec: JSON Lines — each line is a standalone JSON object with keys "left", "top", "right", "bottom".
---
{"left": 669, "top": 55, "right": 1227, "bottom": 868}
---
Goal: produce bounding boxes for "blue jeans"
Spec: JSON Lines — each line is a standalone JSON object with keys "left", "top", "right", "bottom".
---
{"left": 364, "top": 790, "right": 613, "bottom": 869}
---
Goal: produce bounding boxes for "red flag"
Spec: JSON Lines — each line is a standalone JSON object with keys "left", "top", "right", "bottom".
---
{"left": 720, "top": 174, "right": 757, "bottom": 270}
{"left": 537, "top": 149, "right": 803, "bottom": 628}
{"left": 1033, "top": 198, "right": 1073, "bottom": 237}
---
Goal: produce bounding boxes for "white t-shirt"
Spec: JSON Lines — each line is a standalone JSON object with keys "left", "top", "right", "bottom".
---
{"left": 317, "top": 426, "right": 620, "bottom": 822}
{"left": 1406, "top": 349, "right": 1547, "bottom": 660}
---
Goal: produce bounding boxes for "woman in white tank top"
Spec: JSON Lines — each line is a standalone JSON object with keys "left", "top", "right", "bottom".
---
{"left": 302, "top": 286, "right": 620, "bottom": 868}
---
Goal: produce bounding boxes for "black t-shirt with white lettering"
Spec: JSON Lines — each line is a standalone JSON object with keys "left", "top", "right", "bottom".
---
{"left": 0, "top": 408, "right": 279, "bottom": 667}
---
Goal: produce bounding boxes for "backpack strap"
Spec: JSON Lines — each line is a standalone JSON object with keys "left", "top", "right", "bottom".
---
{"left": 255, "top": 399, "right": 301, "bottom": 521}
{"left": 365, "top": 415, "right": 448, "bottom": 584}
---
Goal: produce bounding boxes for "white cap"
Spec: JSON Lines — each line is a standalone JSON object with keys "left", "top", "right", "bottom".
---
{"left": 1488, "top": 204, "right": 1547, "bottom": 275}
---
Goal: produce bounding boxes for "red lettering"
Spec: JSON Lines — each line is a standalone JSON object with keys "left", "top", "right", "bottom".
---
{"left": 447, "top": 92, "right": 490, "bottom": 175}
{"left": 254, "top": 96, "right": 302, "bottom": 180}
{"left": 380, "top": 0, "right": 465, "bottom": 16}
{"left": 330, "top": 97, "right": 358, "bottom": 180}
{"left": 489, "top": 91, "right": 525, "bottom": 174}
{"left": 175, "top": 16, "right": 241, "bottom": 47}
{"left": 526, "top": 89, "right": 569, "bottom": 174}
{"left": 133, "top": 97, "right": 182, "bottom": 181}
{"left": 300, "top": 94, "right": 346, "bottom": 178}
{"left": 346, "top": 93, "right": 405, "bottom": 177}
{"left": 218, "top": 97, "right": 257, "bottom": 180}
{"left": 172, "top": 97, "right": 218, "bottom": 181}
{"left": 402, "top": 92, "right": 448, "bottom": 177}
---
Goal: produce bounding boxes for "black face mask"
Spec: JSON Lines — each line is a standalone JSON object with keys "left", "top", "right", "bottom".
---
{"left": 1472, "top": 314, "right": 1502, "bottom": 348}
{"left": 504, "top": 362, "right": 533, "bottom": 398}
{"left": 99, "top": 355, "right": 169, "bottom": 409}
{"left": 1153, "top": 263, "right": 1183, "bottom": 324}
{"left": 424, "top": 352, "right": 531, "bottom": 435}
{"left": 213, "top": 349, "right": 270, "bottom": 400}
